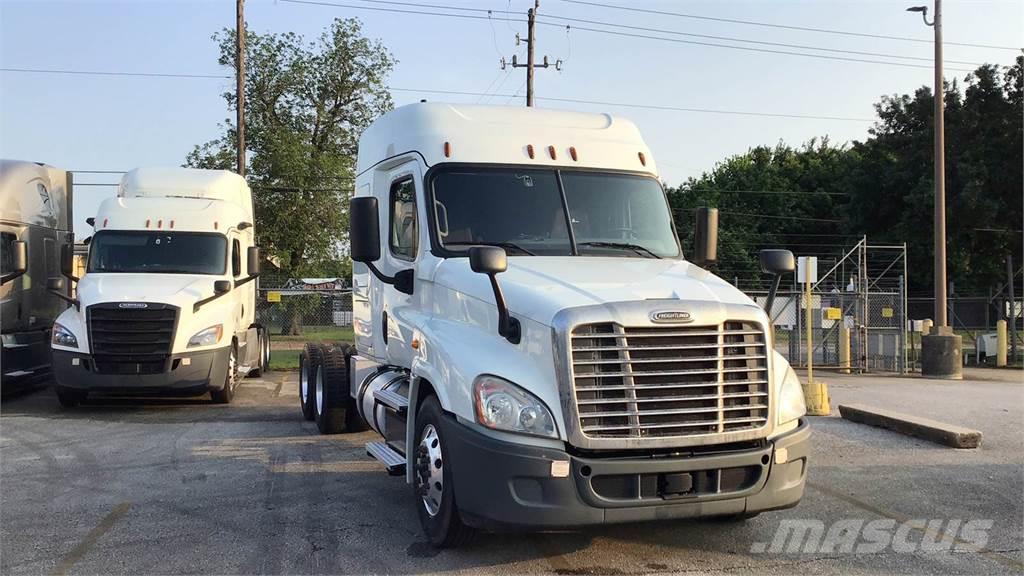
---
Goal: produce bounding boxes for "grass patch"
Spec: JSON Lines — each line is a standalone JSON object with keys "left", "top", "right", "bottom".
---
{"left": 269, "top": 349, "right": 301, "bottom": 371}
{"left": 270, "top": 326, "right": 354, "bottom": 343}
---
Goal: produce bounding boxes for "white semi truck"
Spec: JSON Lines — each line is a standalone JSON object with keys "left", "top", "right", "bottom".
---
{"left": 50, "top": 167, "right": 269, "bottom": 406}
{"left": 302, "top": 103, "right": 809, "bottom": 546}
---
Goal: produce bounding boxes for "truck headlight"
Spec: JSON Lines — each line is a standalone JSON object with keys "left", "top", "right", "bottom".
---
{"left": 188, "top": 324, "right": 223, "bottom": 347}
{"left": 778, "top": 364, "right": 807, "bottom": 425}
{"left": 52, "top": 323, "right": 79, "bottom": 348}
{"left": 473, "top": 375, "right": 557, "bottom": 438}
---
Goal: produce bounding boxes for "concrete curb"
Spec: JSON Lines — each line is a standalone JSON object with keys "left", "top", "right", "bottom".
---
{"left": 837, "top": 404, "right": 982, "bottom": 449}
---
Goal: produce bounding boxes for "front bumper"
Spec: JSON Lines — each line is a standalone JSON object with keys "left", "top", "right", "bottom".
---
{"left": 442, "top": 416, "right": 810, "bottom": 530}
{"left": 52, "top": 347, "right": 231, "bottom": 395}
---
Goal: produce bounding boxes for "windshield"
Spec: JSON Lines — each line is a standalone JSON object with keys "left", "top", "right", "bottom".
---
{"left": 431, "top": 168, "right": 680, "bottom": 258}
{"left": 88, "top": 231, "right": 227, "bottom": 275}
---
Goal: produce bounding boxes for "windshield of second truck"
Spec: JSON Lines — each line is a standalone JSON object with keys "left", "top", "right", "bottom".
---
{"left": 88, "top": 231, "right": 226, "bottom": 274}
{"left": 432, "top": 168, "right": 680, "bottom": 258}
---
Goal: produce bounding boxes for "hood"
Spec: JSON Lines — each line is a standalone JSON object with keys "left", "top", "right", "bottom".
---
{"left": 432, "top": 257, "right": 762, "bottom": 326}
{"left": 76, "top": 274, "right": 220, "bottom": 309}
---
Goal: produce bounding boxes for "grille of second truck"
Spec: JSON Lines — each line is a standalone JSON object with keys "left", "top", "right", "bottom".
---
{"left": 87, "top": 305, "right": 177, "bottom": 375}
{"left": 570, "top": 321, "right": 769, "bottom": 438}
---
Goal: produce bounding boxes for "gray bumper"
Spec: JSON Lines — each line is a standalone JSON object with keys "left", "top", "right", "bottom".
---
{"left": 443, "top": 416, "right": 810, "bottom": 530}
{"left": 52, "top": 347, "right": 231, "bottom": 395}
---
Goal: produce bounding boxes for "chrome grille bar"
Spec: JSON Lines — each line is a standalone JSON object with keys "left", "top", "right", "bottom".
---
{"left": 570, "top": 321, "right": 770, "bottom": 439}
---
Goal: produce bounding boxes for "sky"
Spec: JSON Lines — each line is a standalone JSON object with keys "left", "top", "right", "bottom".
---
{"left": 1, "top": 0, "right": 1020, "bottom": 237}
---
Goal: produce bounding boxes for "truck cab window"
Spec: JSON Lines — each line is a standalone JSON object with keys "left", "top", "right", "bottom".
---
{"left": 0, "top": 233, "right": 15, "bottom": 274}
{"left": 87, "top": 231, "right": 227, "bottom": 275}
{"left": 231, "top": 239, "right": 241, "bottom": 277}
{"left": 389, "top": 178, "right": 418, "bottom": 261}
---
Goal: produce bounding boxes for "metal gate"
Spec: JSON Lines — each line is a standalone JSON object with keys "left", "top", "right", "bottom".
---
{"left": 744, "top": 238, "right": 908, "bottom": 373}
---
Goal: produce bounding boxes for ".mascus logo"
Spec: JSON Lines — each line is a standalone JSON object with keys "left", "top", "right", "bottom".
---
{"left": 118, "top": 302, "right": 148, "bottom": 309}
{"left": 650, "top": 310, "right": 692, "bottom": 324}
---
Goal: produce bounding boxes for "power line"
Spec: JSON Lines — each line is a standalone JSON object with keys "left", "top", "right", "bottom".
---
{"left": 0, "top": 67, "right": 229, "bottom": 79}
{"left": 556, "top": 0, "right": 1020, "bottom": 51}
{"left": 280, "top": 0, "right": 982, "bottom": 72}
{"left": 535, "top": 12, "right": 985, "bottom": 67}
{"left": 680, "top": 188, "right": 850, "bottom": 197}
{"left": 681, "top": 209, "right": 842, "bottom": 223}
{"left": 537, "top": 22, "right": 977, "bottom": 73}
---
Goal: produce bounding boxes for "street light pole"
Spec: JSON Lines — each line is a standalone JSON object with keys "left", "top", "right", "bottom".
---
{"left": 908, "top": 0, "right": 961, "bottom": 379}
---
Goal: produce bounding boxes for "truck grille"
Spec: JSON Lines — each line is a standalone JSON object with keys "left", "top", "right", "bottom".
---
{"left": 88, "top": 304, "right": 177, "bottom": 375}
{"left": 570, "top": 321, "right": 769, "bottom": 439}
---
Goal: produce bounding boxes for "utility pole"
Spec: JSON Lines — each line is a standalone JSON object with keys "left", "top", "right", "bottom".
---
{"left": 236, "top": 0, "right": 246, "bottom": 177}
{"left": 501, "top": 1, "right": 560, "bottom": 107}
{"left": 907, "top": 0, "right": 960, "bottom": 379}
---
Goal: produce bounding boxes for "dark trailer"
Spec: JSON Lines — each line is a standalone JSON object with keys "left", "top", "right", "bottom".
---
{"left": 1, "top": 160, "right": 73, "bottom": 386}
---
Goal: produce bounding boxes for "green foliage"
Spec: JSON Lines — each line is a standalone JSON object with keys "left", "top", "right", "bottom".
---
{"left": 669, "top": 57, "right": 1023, "bottom": 294}
{"left": 185, "top": 18, "right": 396, "bottom": 282}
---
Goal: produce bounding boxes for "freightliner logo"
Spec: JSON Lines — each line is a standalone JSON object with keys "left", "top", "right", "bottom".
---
{"left": 650, "top": 310, "right": 693, "bottom": 324}
{"left": 118, "top": 302, "right": 149, "bottom": 309}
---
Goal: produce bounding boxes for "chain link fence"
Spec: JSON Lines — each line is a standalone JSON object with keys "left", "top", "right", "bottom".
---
{"left": 256, "top": 275, "right": 353, "bottom": 342}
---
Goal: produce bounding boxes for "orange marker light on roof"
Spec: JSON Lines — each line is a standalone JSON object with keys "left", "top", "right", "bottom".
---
{"left": 214, "top": 221, "right": 219, "bottom": 230}
{"left": 157, "top": 219, "right": 163, "bottom": 229}
{"left": 569, "top": 147, "right": 578, "bottom": 161}
{"left": 548, "top": 146, "right": 557, "bottom": 160}
{"left": 444, "top": 141, "right": 451, "bottom": 158}
{"left": 169, "top": 220, "right": 175, "bottom": 229}
{"left": 526, "top": 144, "right": 535, "bottom": 159}
{"left": 638, "top": 151, "right": 647, "bottom": 166}
{"left": 145, "top": 219, "right": 151, "bottom": 228}
{"left": 102, "top": 218, "right": 108, "bottom": 228}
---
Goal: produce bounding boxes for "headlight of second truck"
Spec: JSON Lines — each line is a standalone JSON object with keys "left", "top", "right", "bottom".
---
{"left": 473, "top": 375, "right": 557, "bottom": 438}
{"left": 52, "top": 323, "right": 79, "bottom": 348}
{"left": 188, "top": 324, "right": 223, "bottom": 348}
{"left": 777, "top": 363, "right": 807, "bottom": 425}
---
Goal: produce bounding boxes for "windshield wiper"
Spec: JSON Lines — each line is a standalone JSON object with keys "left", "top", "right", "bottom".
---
{"left": 445, "top": 241, "right": 537, "bottom": 256}
{"left": 578, "top": 241, "right": 662, "bottom": 259}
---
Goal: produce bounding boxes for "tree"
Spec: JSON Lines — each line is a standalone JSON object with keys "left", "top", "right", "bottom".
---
{"left": 186, "top": 18, "right": 396, "bottom": 334}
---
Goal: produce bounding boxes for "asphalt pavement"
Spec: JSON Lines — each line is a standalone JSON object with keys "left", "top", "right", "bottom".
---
{"left": 1, "top": 368, "right": 1020, "bottom": 575}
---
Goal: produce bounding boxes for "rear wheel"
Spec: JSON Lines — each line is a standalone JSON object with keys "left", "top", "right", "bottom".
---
{"left": 299, "top": 343, "right": 324, "bottom": 421}
{"left": 414, "top": 395, "right": 475, "bottom": 548}
{"left": 314, "top": 346, "right": 348, "bottom": 434}
{"left": 210, "top": 344, "right": 237, "bottom": 404}
{"left": 249, "top": 328, "right": 268, "bottom": 377}
{"left": 55, "top": 386, "right": 86, "bottom": 408}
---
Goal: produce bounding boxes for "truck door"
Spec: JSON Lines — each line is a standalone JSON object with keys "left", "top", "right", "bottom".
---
{"left": 379, "top": 163, "right": 422, "bottom": 368}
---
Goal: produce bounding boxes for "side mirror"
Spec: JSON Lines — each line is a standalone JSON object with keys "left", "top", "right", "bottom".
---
{"left": 214, "top": 280, "right": 232, "bottom": 294}
{"left": 759, "top": 249, "right": 795, "bottom": 316}
{"left": 86, "top": 217, "right": 95, "bottom": 227}
{"left": 247, "top": 246, "right": 260, "bottom": 276}
{"left": 1, "top": 241, "right": 28, "bottom": 285}
{"left": 350, "top": 197, "right": 381, "bottom": 263}
{"left": 760, "top": 249, "right": 795, "bottom": 275}
{"left": 469, "top": 245, "right": 508, "bottom": 275}
{"left": 468, "top": 246, "right": 519, "bottom": 344}
{"left": 60, "top": 243, "right": 73, "bottom": 277}
{"left": 12, "top": 240, "right": 27, "bottom": 275}
{"left": 693, "top": 207, "right": 718, "bottom": 266}
{"left": 47, "top": 277, "right": 65, "bottom": 291}
{"left": 82, "top": 236, "right": 92, "bottom": 246}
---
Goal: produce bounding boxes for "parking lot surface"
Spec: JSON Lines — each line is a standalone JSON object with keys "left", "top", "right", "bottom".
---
{"left": 2, "top": 369, "right": 1021, "bottom": 575}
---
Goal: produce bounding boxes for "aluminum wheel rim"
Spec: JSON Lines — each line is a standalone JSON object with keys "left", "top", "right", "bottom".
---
{"left": 416, "top": 424, "right": 444, "bottom": 517}
{"left": 315, "top": 369, "right": 324, "bottom": 414}
{"left": 300, "top": 363, "right": 309, "bottom": 403}
{"left": 227, "top": 347, "right": 237, "bottom": 391}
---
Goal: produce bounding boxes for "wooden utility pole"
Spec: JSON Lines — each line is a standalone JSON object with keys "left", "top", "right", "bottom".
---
{"left": 236, "top": 0, "right": 246, "bottom": 176}
{"left": 502, "top": 1, "right": 560, "bottom": 107}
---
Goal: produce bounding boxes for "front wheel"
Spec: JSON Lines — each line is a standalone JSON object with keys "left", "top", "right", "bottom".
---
{"left": 413, "top": 396, "right": 475, "bottom": 548}
{"left": 210, "top": 344, "right": 237, "bottom": 404}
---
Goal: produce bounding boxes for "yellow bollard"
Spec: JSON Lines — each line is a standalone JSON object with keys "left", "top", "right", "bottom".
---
{"left": 996, "top": 319, "right": 1007, "bottom": 367}
{"left": 802, "top": 262, "right": 830, "bottom": 415}
{"left": 839, "top": 324, "right": 851, "bottom": 374}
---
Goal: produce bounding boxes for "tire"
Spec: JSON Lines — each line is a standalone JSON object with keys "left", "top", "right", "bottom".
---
{"left": 314, "top": 345, "right": 348, "bottom": 434}
{"left": 247, "top": 327, "right": 264, "bottom": 377}
{"left": 299, "top": 343, "right": 324, "bottom": 421}
{"left": 210, "top": 343, "right": 238, "bottom": 404}
{"left": 55, "top": 386, "right": 86, "bottom": 408}
{"left": 413, "top": 395, "right": 475, "bottom": 548}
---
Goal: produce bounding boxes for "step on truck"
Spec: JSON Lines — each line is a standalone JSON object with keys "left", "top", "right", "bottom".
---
{"left": 1, "top": 160, "right": 74, "bottom": 386}
{"left": 303, "top": 103, "right": 810, "bottom": 546}
{"left": 50, "top": 167, "right": 269, "bottom": 407}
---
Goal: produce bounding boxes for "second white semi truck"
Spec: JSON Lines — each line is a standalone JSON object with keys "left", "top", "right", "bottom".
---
{"left": 302, "top": 103, "right": 810, "bottom": 546}
{"left": 50, "top": 167, "right": 269, "bottom": 406}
